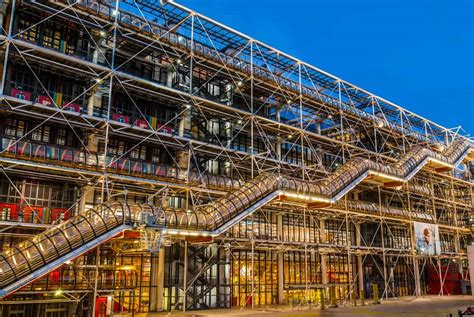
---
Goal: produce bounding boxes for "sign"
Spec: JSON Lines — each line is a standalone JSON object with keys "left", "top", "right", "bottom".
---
{"left": 414, "top": 221, "right": 440, "bottom": 255}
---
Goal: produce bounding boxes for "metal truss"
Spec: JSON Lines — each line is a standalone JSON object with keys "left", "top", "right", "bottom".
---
{"left": 0, "top": 0, "right": 472, "bottom": 313}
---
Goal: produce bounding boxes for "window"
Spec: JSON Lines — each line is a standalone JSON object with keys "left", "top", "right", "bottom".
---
{"left": 31, "top": 125, "right": 50, "bottom": 143}
{"left": 56, "top": 128, "right": 67, "bottom": 146}
{"left": 4, "top": 119, "right": 26, "bottom": 138}
{"left": 130, "top": 145, "right": 146, "bottom": 160}
{"left": 16, "top": 14, "right": 39, "bottom": 43}
{"left": 151, "top": 147, "right": 173, "bottom": 165}
{"left": 168, "top": 196, "right": 185, "bottom": 208}
{"left": 43, "top": 24, "right": 61, "bottom": 50}
{"left": 151, "top": 148, "right": 161, "bottom": 163}
{"left": 207, "top": 82, "right": 221, "bottom": 97}
{"left": 107, "top": 139, "right": 126, "bottom": 156}
{"left": 206, "top": 160, "right": 219, "bottom": 174}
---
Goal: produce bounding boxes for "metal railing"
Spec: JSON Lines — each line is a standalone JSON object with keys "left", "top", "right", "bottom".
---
{"left": 0, "top": 136, "right": 242, "bottom": 191}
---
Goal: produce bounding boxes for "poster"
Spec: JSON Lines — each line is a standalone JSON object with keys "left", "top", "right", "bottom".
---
{"left": 414, "top": 221, "right": 440, "bottom": 255}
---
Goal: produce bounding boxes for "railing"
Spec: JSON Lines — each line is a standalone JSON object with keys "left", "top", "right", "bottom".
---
{"left": 0, "top": 136, "right": 242, "bottom": 191}
{"left": 25, "top": 267, "right": 138, "bottom": 292}
{"left": 336, "top": 200, "right": 434, "bottom": 222}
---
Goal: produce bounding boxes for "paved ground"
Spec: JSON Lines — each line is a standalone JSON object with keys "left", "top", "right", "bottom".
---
{"left": 134, "top": 296, "right": 474, "bottom": 317}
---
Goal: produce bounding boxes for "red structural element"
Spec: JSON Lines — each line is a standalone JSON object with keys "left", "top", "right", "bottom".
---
{"left": 156, "top": 124, "right": 173, "bottom": 134}
{"left": 95, "top": 296, "right": 128, "bottom": 317}
{"left": 111, "top": 114, "right": 130, "bottom": 124}
{"left": 0, "top": 203, "right": 18, "bottom": 221}
{"left": 63, "top": 101, "right": 81, "bottom": 112}
{"left": 122, "top": 230, "right": 141, "bottom": 239}
{"left": 22, "top": 206, "right": 44, "bottom": 223}
{"left": 52, "top": 208, "right": 70, "bottom": 221}
{"left": 11, "top": 88, "right": 31, "bottom": 101}
{"left": 133, "top": 119, "right": 149, "bottom": 129}
{"left": 186, "top": 236, "right": 214, "bottom": 244}
{"left": 37, "top": 95, "right": 53, "bottom": 106}
{"left": 427, "top": 264, "right": 462, "bottom": 295}
{"left": 49, "top": 270, "right": 61, "bottom": 284}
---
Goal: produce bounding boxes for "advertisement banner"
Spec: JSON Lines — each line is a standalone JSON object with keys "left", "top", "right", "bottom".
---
{"left": 414, "top": 221, "right": 440, "bottom": 255}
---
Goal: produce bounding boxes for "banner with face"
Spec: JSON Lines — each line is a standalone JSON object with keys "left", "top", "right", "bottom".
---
{"left": 414, "top": 222, "right": 441, "bottom": 255}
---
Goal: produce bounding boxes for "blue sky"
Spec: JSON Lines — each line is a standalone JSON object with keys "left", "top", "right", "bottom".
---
{"left": 178, "top": 0, "right": 473, "bottom": 136}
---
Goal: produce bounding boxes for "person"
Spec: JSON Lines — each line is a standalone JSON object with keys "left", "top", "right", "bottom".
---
{"left": 416, "top": 227, "right": 435, "bottom": 255}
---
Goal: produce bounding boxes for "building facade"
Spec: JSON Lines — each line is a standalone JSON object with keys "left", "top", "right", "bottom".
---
{"left": 0, "top": 0, "right": 473, "bottom": 316}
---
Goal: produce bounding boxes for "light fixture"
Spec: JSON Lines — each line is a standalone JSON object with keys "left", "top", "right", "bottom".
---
{"left": 185, "top": 104, "right": 192, "bottom": 109}
{"left": 287, "top": 134, "right": 293, "bottom": 139}
{"left": 99, "top": 30, "right": 107, "bottom": 38}
{"left": 236, "top": 80, "right": 243, "bottom": 87}
{"left": 95, "top": 78, "right": 102, "bottom": 84}
{"left": 112, "top": 9, "right": 118, "bottom": 16}
{"left": 377, "top": 120, "right": 384, "bottom": 128}
{"left": 327, "top": 114, "right": 333, "bottom": 119}
{"left": 237, "top": 119, "right": 243, "bottom": 124}
{"left": 54, "top": 289, "right": 64, "bottom": 297}
{"left": 176, "top": 58, "right": 182, "bottom": 65}
{"left": 65, "top": 260, "right": 71, "bottom": 265}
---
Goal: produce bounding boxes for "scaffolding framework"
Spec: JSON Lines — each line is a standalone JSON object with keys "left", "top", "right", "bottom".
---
{"left": 0, "top": 0, "right": 472, "bottom": 315}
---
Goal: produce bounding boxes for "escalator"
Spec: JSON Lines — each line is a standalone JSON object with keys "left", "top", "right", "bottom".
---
{"left": 0, "top": 203, "right": 144, "bottom": 297}
{"left": 0, "top": 140, "right": 472, "bottom": 297}
{"left": 156, "top": 139, "right": 474, "bottom": 234}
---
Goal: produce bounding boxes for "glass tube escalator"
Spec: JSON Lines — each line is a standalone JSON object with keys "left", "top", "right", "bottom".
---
{"left": 0, "top": 203, "right": 131, "bottom": 297}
